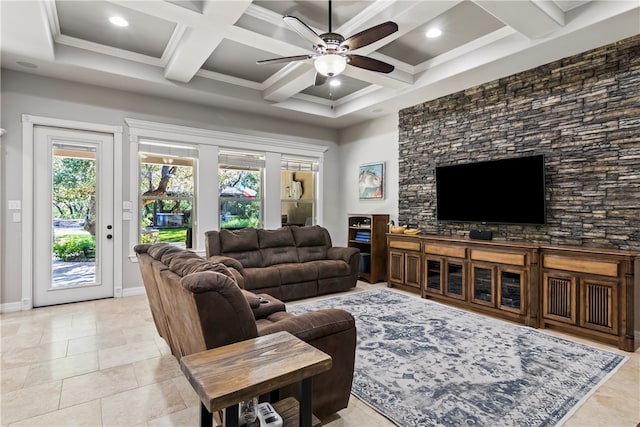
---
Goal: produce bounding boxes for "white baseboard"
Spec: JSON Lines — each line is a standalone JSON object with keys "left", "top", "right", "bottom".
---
{"left": 122, "top": 286, "right": 146, "bottom": 297}
{"left": 0, "top": 301, "right": 23, "bottom": 313}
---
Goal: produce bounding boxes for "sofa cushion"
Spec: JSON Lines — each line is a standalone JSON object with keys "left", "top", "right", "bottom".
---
{"left": 243, "top": 266, "right": 282, "bottom": 290}
{"left": 258, "top": 228, "right": 299, "bottom": 266}
{"left": 147, "top": 243, "right": 183, "bottom": 261}
{"left": 219, "top": 229, "right": 259, "bottom": 252}
{"left": 169, "top": 254, "right": 236, "bottom": 279}
{"left": 308, "top": 260, "right": 352, "bottom": 279}
{"left": 276, "top": 262, "right": 317, "bottom": 284}
{"left": 291, "top": 226, "right": 329, "bottom": 262}
{"left": 223, "top": 250, "right": 263, "bottom": 268}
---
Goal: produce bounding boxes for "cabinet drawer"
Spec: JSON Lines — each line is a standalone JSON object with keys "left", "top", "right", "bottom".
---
{"left": 471, "top": 249, "right": 525, "bottom": 266}
{"left": 390, "top": 240, "right": 421, "bottom": 252}
{"left": 424, "top": 244, "right": 465, "bottom": 258}
{"left": 543, "top": 255, "right": 618, "bottom": 277}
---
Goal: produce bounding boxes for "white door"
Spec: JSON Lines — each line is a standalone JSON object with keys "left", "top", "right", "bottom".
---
{"left": 33, "top": 126, "right": 114, "bottom": 307}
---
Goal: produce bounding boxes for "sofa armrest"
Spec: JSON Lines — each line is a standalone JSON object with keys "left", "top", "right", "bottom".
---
{"left": 251, "top": 293, "right": 287, "bottom": 319}
{"left": 327, "top": 246, "right": 360, "bottom": 264}
{"left": 257, "top": 308, "right": 355, "bottom": 342}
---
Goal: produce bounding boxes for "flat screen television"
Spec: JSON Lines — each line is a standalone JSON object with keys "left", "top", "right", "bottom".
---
{"left": 435, "top": 154, "right": 546, "bottom": 225}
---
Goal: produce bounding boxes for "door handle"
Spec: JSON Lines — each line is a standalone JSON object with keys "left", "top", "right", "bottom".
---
{"left": 107, "top": 234, "right": 113, "bottom": 239}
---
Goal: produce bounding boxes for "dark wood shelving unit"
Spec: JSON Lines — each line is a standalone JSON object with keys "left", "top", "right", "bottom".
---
{"left": 348, "top": 214, "right": 389, "bottom": 283}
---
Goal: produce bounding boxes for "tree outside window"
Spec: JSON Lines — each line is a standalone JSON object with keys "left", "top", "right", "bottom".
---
{"left": 219, "top": 167, "right": 262, "bottom": 229}
{"left": 139, "top": 155, "right": 194, "bottom": 246}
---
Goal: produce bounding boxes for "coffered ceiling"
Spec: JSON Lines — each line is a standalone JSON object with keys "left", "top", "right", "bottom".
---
{"left": 1, "top": 1, "right": 639, "bottom": 128}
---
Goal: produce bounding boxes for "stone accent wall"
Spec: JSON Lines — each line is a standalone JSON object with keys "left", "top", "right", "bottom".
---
{"left": 398, "top": 35, "right": 640, "bottom": 251}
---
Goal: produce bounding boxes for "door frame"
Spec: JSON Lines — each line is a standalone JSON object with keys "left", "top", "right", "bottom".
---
{"left": 21, "top": 114, "right": 123, "bottom": 310}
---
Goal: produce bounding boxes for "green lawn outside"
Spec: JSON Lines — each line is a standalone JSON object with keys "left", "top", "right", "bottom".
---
{"left": 158, "top": 228, "right": 188, "bottom": 243}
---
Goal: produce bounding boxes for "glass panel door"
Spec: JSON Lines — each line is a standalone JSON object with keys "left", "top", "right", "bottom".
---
{"left": 33, "top": 126, "right": 114, "bottom": 307}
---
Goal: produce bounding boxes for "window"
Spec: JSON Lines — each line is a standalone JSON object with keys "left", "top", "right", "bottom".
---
{"left": 219, "top": 151, "right": 264, "bottom": 229}
{"left": 281, "top": 158, "right": 318, "bottom": 227}
{"left": 138, "top": 143, "right": 196, "bottom": 247}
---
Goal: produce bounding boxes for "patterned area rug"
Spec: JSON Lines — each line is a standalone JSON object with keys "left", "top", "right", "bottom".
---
{"left": 289, "top": 289, "right": 627, "bottom": 427}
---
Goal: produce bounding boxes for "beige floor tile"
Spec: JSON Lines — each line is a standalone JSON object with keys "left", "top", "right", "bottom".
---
{"left": 1, "top": 333, "right": 43, "bottom": 350}
{"left": 0, "top": 381, "right": 62, "bottom": 425}
{"left": 0, "top": 323, "right": 20, "bottom": 337}
{"left": 98, "top": 340, "right": 161, "bottom": 370}
{"left": 9, "top": 399, "right": 102, "bottom": 427}
{"left": 59, "top": 364, "right": 138, "bottom": 408}
{"left": 0, "top": 366, "right": 29, "bottom": 394}
{"left": 67, "top": 331, "right": 127, "bottom": 356}
{"left": 1, "top": 341, "right": 68, "bottom": 370}
{"left": 132, "top": 355, "right": 182, "bottom": 387}
{"left": 122, "top": 324, "right": 159, "bottom": 344}
{"left": 101, "top": 379, "right": 186, "bottom": 427}
{"left": 147, "top": 405, "right": 200, "bottom": 427}
{"left": 24, "top": 351, "right": 99, "bottom": 387}
{"left": 171, "top": 374, "right": 201, "bottom": 407}
{"left": 40, "top": 325, "right": 97, "bottom": 344}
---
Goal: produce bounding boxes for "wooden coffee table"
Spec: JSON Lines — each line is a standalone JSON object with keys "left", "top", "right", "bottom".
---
{"left": 180, "top": 331, "right": 332, "bottom": 427}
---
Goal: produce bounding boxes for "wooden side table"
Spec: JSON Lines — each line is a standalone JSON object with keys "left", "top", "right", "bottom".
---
{"left": 180, "top": 331, "right": 332, "bottom": 427}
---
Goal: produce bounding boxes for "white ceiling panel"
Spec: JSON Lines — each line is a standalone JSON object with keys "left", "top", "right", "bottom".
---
{"left": 55, "top": 0, "right": 177, "bottom": 58}
{"left": 2, "top": 0, "right": 638, "bottom": 128}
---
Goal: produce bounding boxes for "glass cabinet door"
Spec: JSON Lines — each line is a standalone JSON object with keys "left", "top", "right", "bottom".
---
{"left": 425, "top": 258, "right": 442, "bottom": 294}
{"left": 499, "top": 270, "right": 524, "bottom": 312}
{"left": 472, "top": 265, "right": 494, "bottom": 306}
{"left": 445, "top": 261, "right": 465, "bottom": 299}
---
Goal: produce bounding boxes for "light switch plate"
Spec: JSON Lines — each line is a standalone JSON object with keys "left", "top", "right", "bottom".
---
{"left": 8, "top": 200, "right": 21, "bottom": 210}
{"left": 122, "top": 201, "right": 132, "bottom": 210}
{"left": 12, "top": 212, "right": 21, "bottom": 222}
{"left": 123, "top": 212, "right": 133, "bottom": 220}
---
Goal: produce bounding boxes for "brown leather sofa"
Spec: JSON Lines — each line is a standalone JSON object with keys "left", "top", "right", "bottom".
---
{"left": 205, "top": 225, "right": 360, "bottom": 301}
{"left": 134, "top": 243, "right": 356, "bottom": 418}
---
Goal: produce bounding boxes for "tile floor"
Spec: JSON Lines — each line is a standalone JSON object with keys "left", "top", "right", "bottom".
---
{"left": 1, "top": 282, "right": 638, "bottom": 426}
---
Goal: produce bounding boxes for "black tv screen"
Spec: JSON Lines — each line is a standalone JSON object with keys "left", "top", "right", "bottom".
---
{"left": 436, "top": 155, "right": 546, "bottom": 225}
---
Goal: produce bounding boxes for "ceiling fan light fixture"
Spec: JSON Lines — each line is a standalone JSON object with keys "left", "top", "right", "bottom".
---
{"left": 315, "top": 54, "right": 347, "bottom": 77}
{"left": 426, "top": 28, "right": 442, "bottom": 38}
{"left": 109, "top": 16, "right": 129, "bottom": 27}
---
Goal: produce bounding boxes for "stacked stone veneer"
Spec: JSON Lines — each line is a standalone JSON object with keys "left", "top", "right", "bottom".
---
{"left": 398, "top": 35, "right": 640, "bottom": 251}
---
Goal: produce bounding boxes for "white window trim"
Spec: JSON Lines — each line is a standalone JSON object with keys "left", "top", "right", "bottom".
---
{"left": 126, "top": 119, "right": 327, "bottom": 260}
{"left": 21, "top": 114, "right": 123, "bottom": 309}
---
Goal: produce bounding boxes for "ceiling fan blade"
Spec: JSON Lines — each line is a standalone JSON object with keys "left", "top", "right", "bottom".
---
{"left": 283, "top": 16, "right": 327, "bottom": 47}
{"left": 256, "top": 54, "right": 315, "bottom": 65}
{"left": 341, "top": 21, "right": 398, "bottom": 50}
{"left": 348, "top": 55, "right": 395, "bottom": 73}
{"left": 314, "top": 73, "right": 328, "bottom": 86}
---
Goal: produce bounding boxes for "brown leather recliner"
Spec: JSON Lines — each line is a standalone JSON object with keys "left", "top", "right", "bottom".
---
{"left": 134, "top": 243, "right": 356, "bottom": 418}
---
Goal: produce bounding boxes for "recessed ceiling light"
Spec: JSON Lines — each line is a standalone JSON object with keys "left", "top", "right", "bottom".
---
{"left": 16, "top": 61, "right": 38, "bottom": 69}
{"left": 109, "top": 16, "right": 129, "bottom": 27}
{"left": 329, "top": 79, "right": 341, "bottom": 87}
{"left": 426, "top": 28, "right": 442, "bottom": 38}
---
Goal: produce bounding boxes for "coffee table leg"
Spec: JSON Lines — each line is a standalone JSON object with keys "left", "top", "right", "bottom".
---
{"left": 299, "top": 377, "right": 313, "bottom": 427}
{"left": 200, "top": 403, "right": 212, "bottom": 427}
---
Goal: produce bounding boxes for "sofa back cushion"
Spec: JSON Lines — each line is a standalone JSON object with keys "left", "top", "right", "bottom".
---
{"left": 218, "top": 228, "right": 263, "bottom": 268}
{"left": 291, "top": 225, "right": 331, "bottom": 262}
{"left": 258, "top": 228, "right": 299, "bottom": 266}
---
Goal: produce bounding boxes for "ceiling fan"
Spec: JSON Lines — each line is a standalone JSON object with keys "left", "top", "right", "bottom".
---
{"left": 256, "top": 0, "right": 398, "bottom": 86}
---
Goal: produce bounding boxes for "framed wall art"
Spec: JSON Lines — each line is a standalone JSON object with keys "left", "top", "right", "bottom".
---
{"left": 359, "top": 162, "right": 384, "bottom": 200}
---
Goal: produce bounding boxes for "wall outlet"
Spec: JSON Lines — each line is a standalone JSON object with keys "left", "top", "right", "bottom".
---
{"left": 122, "top": 201, "right": 132, "bottom": 210}
{"left": 12, "top": 212, "right": 21, "bottom": 222}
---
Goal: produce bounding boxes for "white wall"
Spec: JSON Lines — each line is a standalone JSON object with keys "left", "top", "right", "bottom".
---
{"left": 0, "top": 69, "right": 342, "bottom": 306}
{"left": 336, "top": 114, "right": 399, "bottom": 246}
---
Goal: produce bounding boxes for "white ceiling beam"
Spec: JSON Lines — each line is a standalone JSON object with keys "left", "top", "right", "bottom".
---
{"left": 0, "top": 0, "right": 55, "bottom": 61}
{"left": 473, "top": 0, "right": 565, "bottom": 39}
{"left": 263, "top": 63, "right": 316, "bottom": 102}
{"left": 163, "top": 0, "right": 252, "bottom": 83}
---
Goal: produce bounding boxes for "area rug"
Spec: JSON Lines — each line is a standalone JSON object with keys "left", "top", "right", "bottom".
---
{"left": 289, "top": 289, "right": 627, "bottom": 427}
